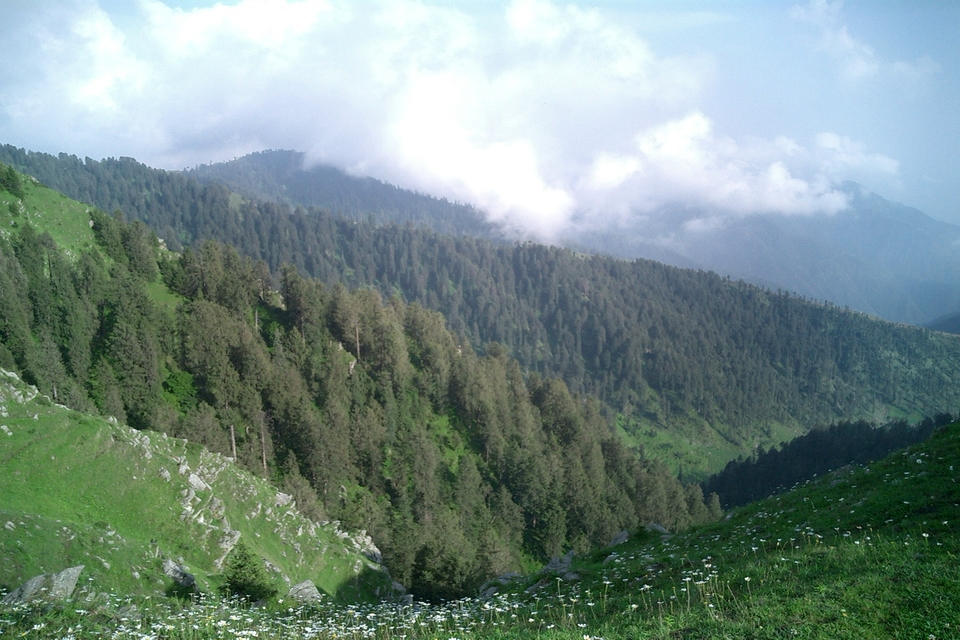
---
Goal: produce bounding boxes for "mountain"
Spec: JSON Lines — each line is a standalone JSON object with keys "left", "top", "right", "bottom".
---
{"left": 189, "top": 149, "right": 500, "bottom": 239}
{"left": 0, "top": 163, "right": 717, "bottom": 600}
{"left": 2, "top": 148, "right": 960, "bottom": 479}
{"left": 169, "top": 150, "right": 960, "bottom": 326}
{"left": 0, "top": 367, "right": 391, "bottom": 602}
{"left": 926, "top": 310, "right": 960, "bottom": 335}
{"left": 568, "top": 183, "right": 960, "bottom": 326}
{"left": 6, "top": 413, "right": 959, "bottom": 637}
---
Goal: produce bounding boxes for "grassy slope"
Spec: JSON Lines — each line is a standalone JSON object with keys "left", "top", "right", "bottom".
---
{"left": 0, "top": 173, "right": 98, "bottom": 258}
{"left": 485, "top": 420, "right": 960, "bottom": 638}
{"left": 0, "top": 370, "right": 392, "bottom": 603}
{"left": 3, "top": 424, "right": 957, "bottom": 639}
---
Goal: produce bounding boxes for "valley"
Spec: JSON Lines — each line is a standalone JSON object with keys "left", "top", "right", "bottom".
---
{"left": 1, "top": 152, "right": 959, "bottom": 639}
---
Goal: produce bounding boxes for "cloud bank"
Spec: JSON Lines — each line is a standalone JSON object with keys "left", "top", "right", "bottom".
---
{"left": 0, "top": 0, "right": 908, "bottom": 240}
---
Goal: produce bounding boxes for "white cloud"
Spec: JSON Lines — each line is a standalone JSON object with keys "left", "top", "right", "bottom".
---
{"left": 0, "top": 0, "right": 910, "bottom": 239}
{"left": 578, "top": 113, "right": 854, "bottom": 223}
{"left": 790, "top": 0, "right": 938, "bottom": 84}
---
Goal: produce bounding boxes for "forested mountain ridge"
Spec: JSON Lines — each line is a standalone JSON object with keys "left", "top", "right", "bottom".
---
{"left": 154, "top": 149, "right": 960, "bottom": 326}
{"left": 2, "top": 146, "right": 960, "bottom": 475}
{"left": 0, "top": 165, "right": 719, "bottom": 599}
{"left": 570, "top": 183, "right": 960, "bottom": 326}
{"left": 187, "top": 149, "right": 497, "bottom": 239}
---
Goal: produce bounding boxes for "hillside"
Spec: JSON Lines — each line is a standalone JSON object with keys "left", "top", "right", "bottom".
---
{"left": 5, "top": 416, "right": 958, "bottom": 638}
{"left": 571, "top": 183, "right": 960, "bottom": 326}
{"left": 2, "top": 149, "right": 960, "bottom": 477}
{"left": 0, "top": 367, "right": 391, "bottom": 602}
{"left": 0, "top": 163, "right": 717, "bottom": 599}
{"left": 187, "top": 149, "right": 497, "bottom": 239}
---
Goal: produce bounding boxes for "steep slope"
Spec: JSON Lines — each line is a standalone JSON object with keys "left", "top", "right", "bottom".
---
{"left": 187, "top": 149, "right": 497, "bottom": 238}
{"left": 5, "top": 418, "right": 957, "bottom": 638}
{"left": 468, "top": 419, "right": 960, "bottom": 638}
{"left": 4, "top": 152, "right": 960, "bottom": 477}
{"left": 0, "top": 163, "right": 717, "bottom": 599}
{"left": 0, "top": 368, "right": 391, "bottom": 601}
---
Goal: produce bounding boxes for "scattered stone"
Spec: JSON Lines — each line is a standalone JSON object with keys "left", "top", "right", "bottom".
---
{"left": 481, "top": 585, "right": 499, "bottom": 599}
{"left": 561, "top": 571, "right": 580, "bottom": 582}
{"left": 646, "top": 523, "right": 670, "bottom": 535}
{"left": 2, "top": 565, "right": 84, "bottom": 605}
{"left": 214, "top": 528, "right": 242, "bottom": 570}
{"left": 609, "top": 530, "right": 629, "bottom": 547}
{"left": 162, "top": 559, "right": 195, "bottom": 589}
{"left": 208, "top": 497, "right": 226, "bottom": 520}
{"left": 540, "top": 549, "right": 575, "bottom": 574}
{"left": 287, "top": 580, "right": 322, "bottom": 604}
{"left": 603, "top": 553, "right": 618, "bottom": 565}
{"left": 117, "top": 604, "right": 140, "bottom": 620}
{"left": 188, "top": 473, "right": 210, "bottom": 492}
{"left": 525, "top": 577, "right": 551, "bottom": 593}
{"left": 159, "top": 467, "right": 171, "bottom": 482}
{"left": 275, "top": 492, "right": 294, "bottom": 507}
{"left": 351, "top": 530, "right": 382, "bottom": 564}
{"left": 4, "top": 521, "right": 14, "bottom": 530}
{"left": 0, "top": 425, "right": 11, "bottom": 436}
{"left": 497, "top": 572, "right": 522, "bottom": 585}
{"left": 399, "top": 594, "right": 413, "bottom": 605}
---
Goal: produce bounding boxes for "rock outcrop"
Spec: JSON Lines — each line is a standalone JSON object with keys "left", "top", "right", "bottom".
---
{"left": 2, "top": 565, "right": 84, "bottom": 605}
{"left": 287, "top": 580, "right": 322, "bottom": 604}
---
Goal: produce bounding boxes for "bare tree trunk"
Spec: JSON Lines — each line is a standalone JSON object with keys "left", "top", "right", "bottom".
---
{"left": 260, "top": 414, "right": 268, "bottom": 473}
{"left": 229, "top": 424, "right": 237, "bottom": 461}
{"left": 355, "top": 320, "right": 361, "bottom": 361}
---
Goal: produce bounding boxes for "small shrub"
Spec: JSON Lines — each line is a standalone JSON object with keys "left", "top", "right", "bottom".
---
{"left": 220, "top": 541, "right": 278, "bottom": 603}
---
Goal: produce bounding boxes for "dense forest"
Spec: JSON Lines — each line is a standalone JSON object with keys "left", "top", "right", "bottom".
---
{"left": 188, "top": 149, "right": 497, "bottom": 238}
{"left": 0, "top": 167, "right": 719, "bottom": 598}
{"left": 702, "top": 414, "right": 953, "bottom": 509}
{"left": 3, "top": 146, "right": 960, "bottom": 465}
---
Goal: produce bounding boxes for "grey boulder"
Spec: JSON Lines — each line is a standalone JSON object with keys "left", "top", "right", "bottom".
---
{"left": 2, "top": 565, "right": 84, "bottom": 605}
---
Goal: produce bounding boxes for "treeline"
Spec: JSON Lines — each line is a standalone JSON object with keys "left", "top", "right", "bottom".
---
{"left": 0, "top": 192, "right": 719, "bottom": 598}
{"left": 4, "top": 146, "right": 960, "bottom": 453}
{"left": 188, "top": 149, "right": 496, "bottom": 238}
{"left": 702, "top": 414, "right": 953, "bottom": 509}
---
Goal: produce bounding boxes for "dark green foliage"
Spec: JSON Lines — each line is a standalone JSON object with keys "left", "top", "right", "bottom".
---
{"left": 8, "top": 148, "right": 960, "bottom": 600}
{"left": 188, "top": 149, "right": 496, "bottom": 238}
{"left": 702, "top": 413, "right": 953, "bottom": 508}
{"left": 219, "top": 540, "right": 278, "bottom": 602}
{"left": 0, "top": 162, "right": 25, "bottom": 200}
{"left": 4, "top": 145, "right": 960, "bottom": 451}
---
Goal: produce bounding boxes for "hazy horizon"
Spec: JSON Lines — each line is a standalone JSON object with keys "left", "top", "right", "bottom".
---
{"left": 2, "top": 0, "right": 957, "bottom": 241}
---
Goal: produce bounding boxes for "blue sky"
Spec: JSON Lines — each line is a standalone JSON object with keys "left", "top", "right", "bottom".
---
{"left": 1, "top": 0, "right": 957, "bottom": 237}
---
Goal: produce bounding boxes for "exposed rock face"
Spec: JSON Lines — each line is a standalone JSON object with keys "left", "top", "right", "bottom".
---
{"left": 2, "top": 565, "right": 84, "bottom": 605}
{"left": 162, "top": 559, "right": 196, "bottom": 589}
{"left": 609, "top": 530, "right": 629, "bottom": 547}
{"left": 540, "top": 549, "right": 575, "bottom": 574}
{"left": 351, "top": 530, "right": 382, "bottom": 564}
{"left": 287, "top": 580, "right": 322, "bottom": 604}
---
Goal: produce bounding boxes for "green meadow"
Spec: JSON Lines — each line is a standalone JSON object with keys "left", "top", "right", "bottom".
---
{"left": 3, "top": 384, "right": 958, "bottom": 638}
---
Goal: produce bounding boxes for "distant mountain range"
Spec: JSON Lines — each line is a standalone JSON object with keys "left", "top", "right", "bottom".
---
{"left": 189, "top": 151, "right": 960, "bottom": 328}
{"left": 569, "top": 184, "right": 960, "bottom": 327}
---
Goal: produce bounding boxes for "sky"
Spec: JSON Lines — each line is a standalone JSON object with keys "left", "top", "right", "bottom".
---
{"left": 1, "top": 0, "right": 957, "bottom": 240}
